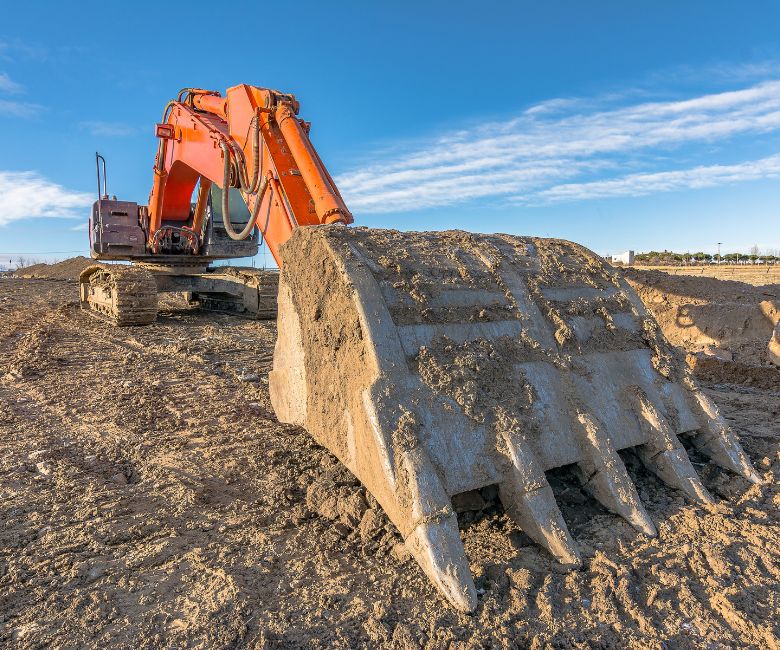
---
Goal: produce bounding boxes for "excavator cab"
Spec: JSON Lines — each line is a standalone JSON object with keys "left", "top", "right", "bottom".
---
{"left": 88, "top": 154, "right": 146, "bottom": 258}
{"left": 89, "top": 153, "right": 259, "bottom": 261}
{"left": 89, "top": 197, "right": 146, "bottom": 257}
{"left": 200, "top": 186, "right": 260, "bottom": 258}
{"left": 82, "top": 153, "right": 275, "bottom": 325}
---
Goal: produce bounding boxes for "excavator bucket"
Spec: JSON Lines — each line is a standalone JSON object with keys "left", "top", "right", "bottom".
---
{"left": 269, "top": 226, "right": 761, "bottom": 612}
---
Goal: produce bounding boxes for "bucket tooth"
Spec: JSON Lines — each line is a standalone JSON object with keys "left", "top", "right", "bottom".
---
{"left": 688, "top": 389, "right": 763, "bottom": 484}
{"left": 498, "top": 431, "right": 580, "bottom": 566}
{"left": 399, "top": 445, "right": 477, "bottom": 611}
{"left": 581, "top": 464, "right": 657, "bottom": 536}
{"left": 637, "top": 447, "right": 716, "bottom": 506}
{"left": 500, "top": 483, "right": 581, "bottom": 566}
{"left": 576, "top": 412, "right": 657, "bottom": 537}
{"left": 630, "top": 389, "right": 715, "bottom": 505}
{"left": 405, "top": 515, "right": 477, "bottom": 613}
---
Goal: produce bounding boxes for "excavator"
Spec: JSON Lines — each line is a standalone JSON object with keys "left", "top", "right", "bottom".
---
{"left": 80, "top": 84, "right": 763, "bottom": 612}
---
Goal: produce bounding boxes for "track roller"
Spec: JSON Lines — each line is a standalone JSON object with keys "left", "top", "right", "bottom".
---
{"left": 79, "top": 264, "right": 159, "bottom": 326}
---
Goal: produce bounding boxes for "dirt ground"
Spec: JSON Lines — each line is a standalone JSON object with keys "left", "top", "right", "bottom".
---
{"left": 625, "top": 269, "right": 780, "bottom": 388}
{"left": 1, "top": 271, "right": 778, "bottom": 649}
{"left": 12, "top": 256, "right": 94, "bottom": 281}
{"left": 633, "top": 265, "right": 780, "bottom": 287}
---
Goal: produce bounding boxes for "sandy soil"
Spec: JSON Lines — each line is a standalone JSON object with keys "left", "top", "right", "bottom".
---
{"left": 633, "top": 265, "right": 780, "bottom": 287}
{"left": 1, "top": 274, "right": 778, "bottom": 649}
{"left": 12, "top": 257, "right": 95, "bottom": 281}
{"left": 625, "top": 269, "right": 780, "bottom": 389}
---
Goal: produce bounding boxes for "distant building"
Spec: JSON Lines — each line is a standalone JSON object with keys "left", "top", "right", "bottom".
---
{"left": 610, "top": 250, "right": 635, "bottom": 266}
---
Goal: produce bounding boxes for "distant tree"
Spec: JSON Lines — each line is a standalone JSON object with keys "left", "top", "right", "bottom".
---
{"left": 631, "top": 249, "right": 768, "bottom": 266}
{"left": 750, "top": 244, "right": 760, "bottom": 257}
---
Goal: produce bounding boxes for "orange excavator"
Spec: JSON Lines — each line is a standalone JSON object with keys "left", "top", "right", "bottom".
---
{"left": 81, "top": 85, "right": 351, "bottom": 323}
{"left": 81, "top": 85, "right": 762, "bottom": 612}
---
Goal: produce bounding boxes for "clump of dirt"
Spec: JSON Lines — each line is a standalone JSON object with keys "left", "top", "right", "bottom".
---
{"left": 625, "top": 268, "right": 780, "bottom": 382}
{"left": 14, "top": 256, "right": 94, "bottom": 281}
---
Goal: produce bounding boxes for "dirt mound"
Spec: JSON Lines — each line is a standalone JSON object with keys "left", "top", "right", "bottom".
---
{"left": 635, "top": 264, "right": 780, "bottom": 287}
{"left": 15, "top": 256, "right": 94, "bottom": 281}
{"left": 625, "top": 268, "right": 780, "bottom": 384}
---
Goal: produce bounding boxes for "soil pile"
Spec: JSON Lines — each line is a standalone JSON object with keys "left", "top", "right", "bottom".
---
{"left": 635, "top": 264, "right": 780, "bottom": 286}
{"left": 14, "top": 256, "right": 94, "bottom": 281}
{"left": 625, "top": 268, "right": 780, "bottom": 385}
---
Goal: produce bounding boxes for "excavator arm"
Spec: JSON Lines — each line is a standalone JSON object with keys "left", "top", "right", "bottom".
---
{"left": 147, "top": 84, "right": 352, "bottom": 262}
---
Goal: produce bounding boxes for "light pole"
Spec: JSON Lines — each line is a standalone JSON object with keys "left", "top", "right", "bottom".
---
{"left": 717, "top": 242, "right": 722, "bottom": 265}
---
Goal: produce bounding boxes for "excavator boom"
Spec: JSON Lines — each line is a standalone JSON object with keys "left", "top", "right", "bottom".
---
{"left": 148, "top": 85, "right": 351, "bottom": 262}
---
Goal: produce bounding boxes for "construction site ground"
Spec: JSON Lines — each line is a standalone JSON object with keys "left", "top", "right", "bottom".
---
{"left": 1, "top": 262, "right": 778, "bottom": 649}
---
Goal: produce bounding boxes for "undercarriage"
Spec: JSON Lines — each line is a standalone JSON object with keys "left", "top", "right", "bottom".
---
{"left": 80, "top": 262, "right": 279, "bottom": 325}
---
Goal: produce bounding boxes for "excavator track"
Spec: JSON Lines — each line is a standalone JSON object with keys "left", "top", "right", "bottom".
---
{"left": 186, "top": 268, "right": 280, "bottom": 319}
{"left": 79, "top": 264, "right": 159, "bottom": 326}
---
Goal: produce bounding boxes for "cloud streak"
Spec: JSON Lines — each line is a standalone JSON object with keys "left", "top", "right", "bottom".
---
{"left": 536, "top": 154, "right": 780, "bottom": 203}
{"left": 0, "top": 99, "right": 44, "bottom": 118}
{"left": 336, "top": 79, "right": 780, "bottom": 213}
{"left": 79, "top": 120, "right": 137, "bottom": 137}
{"left": 0, "top": 72, "right": 23, "bottom": 94}
{"left": 0, "top": 171, "right": 93, "bottom": 226}
{"left": 0, "top": 71, "right": 44, "bottom": 117}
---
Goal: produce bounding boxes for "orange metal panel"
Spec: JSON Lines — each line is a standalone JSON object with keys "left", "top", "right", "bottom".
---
{"left": 146, "top": 85, "right": 352, "bottom": 266}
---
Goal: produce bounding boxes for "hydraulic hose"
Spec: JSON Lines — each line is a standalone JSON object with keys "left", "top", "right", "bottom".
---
{"left": 213, "top": 95, "right": 273, "bottom": 240}
{"left": 219, "top": 140, "right": 269, "bottom": 241}
{"left": 228, "top": 113, "right": 262, "bottom": 195}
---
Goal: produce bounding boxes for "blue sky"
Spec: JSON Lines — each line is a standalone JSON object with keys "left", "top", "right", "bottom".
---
{"left": 1, "top": 1, "right": 780, "bottom": 265}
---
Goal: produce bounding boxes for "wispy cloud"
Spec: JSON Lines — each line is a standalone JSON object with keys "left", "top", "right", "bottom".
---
{"left": 0, "top": 99, "right": 44, "bottom": 118}
{"left": 535, "top": 154, "right": 780, "bottom": 203}
{"left": 0, "top": 71, "right": 44, "bottom": 117}
{"left": 337, "top": 78, "right": 780, "bottom": 213}
{"left": 79, "top": 120, "right": 137, "bottom": 137}
{"left": 0, "top": 72, "right": 23, "bottom": 94}
{"left": 0, "top": 38, "right": 48, "bottom": 62}
{"left": 0, "top": 171, "right": 92, "bottom": 226}
{"left": 645, "top": 60, "right": 780, "bottom": 87}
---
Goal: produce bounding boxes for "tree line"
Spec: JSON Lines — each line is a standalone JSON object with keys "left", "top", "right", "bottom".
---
{"left": 634, "top": 247, "right": 778, "bottom": 266}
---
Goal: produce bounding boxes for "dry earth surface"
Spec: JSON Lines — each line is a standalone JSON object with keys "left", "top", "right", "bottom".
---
{"left": 1, "top": 263, "right": 778, "bottom": 649}
{"left": 633, "top": 265, "right": 780, "bottom": 287}
{"left": 625, "top": 269, "right": 780, "bottom": 388}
